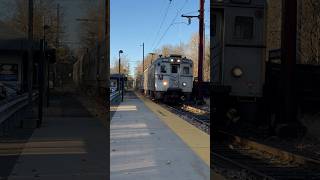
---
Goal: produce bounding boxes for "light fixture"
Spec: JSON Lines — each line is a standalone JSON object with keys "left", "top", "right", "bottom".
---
{"left": 232, "top": 66, "right": 243, "bottom": 78}
{"left": 163, "top": 81, "right": 168, "bottom": 86}
{"left": 182, "top": 82, "right": 187, "bottom": 87}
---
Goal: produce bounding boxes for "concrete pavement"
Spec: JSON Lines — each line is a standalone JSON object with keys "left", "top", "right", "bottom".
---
{"left": 5, "top": 92, "right": 108, "bottom": 180}
{"left": 110, "top": 92, "right": 210, "bottom": 180}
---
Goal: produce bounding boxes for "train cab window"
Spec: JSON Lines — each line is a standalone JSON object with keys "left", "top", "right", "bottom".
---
{"left": 183, "top": 67, "right": 190, "bottom": 74}
{"left": 233, "top": 16, "right": 254, "bottom": 39}
{"left": 171, "top": 65, "right": 178, "bottom": 73}
{"left": 160, "top": 65, "right": 167, "bottom": 73}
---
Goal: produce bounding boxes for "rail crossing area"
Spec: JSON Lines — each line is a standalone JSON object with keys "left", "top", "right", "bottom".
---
{"left": 110, "top": 90, "right": 216, "bottom": 180}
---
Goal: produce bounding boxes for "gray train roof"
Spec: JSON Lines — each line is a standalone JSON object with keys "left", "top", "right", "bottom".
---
{"left": 144, "top": 57, "right": 193, "bottom": 71}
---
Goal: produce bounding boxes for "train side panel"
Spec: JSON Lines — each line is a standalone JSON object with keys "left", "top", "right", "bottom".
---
{"left": 211, "top": 2, "right": 266, "bottom": 98}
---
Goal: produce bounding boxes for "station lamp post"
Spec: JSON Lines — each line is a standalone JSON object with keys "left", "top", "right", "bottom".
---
{"left": 119, "top": 50, "right": 123, "bottom": 74}
{"left": 140, "top": 43, "right": 144, "bottom": 72}
{"left": 43, "top": 21, "right": 50, "bottom": 108}
{"left": 119, "top": 50, "right": 124, "bottom": 101}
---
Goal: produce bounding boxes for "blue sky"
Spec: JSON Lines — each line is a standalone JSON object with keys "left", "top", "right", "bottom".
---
{"left": 110, "top": 0, "right": 210, "bottom": 75}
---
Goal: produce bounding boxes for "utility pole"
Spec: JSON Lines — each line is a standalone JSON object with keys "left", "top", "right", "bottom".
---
{"left": 119, "top": 50, "right": 123, "bottom": 101}
{"left": 279, "top": 0, "right": 303, "bottom": 137}
{"left": 38, "top": 16, "right": 49, "bottom": 127}
{"left": 38, "top": 39, "right": 44, "bottom": 128}
{"left": 142, "top": 43, "right": 145, "bottom": 72}
{"left": 27, "top": 0, "right": 34, "bottom": 127}
{"left": 96, "top": 0, "right": 104, "bottom": 95}
{"left": 198, "top": 0, "right": 204, "bottom": 83}
{"left": 56, "top": 3, "right": 60, "bottom": 49}
{"left": 182, "top": 0, "right": 205, "bottom": 104}
{"left": 55, "top": 3, "right": 60, "bottom": 88}
{"left": 105, "top": 0, "right": 110, "bottom": 122}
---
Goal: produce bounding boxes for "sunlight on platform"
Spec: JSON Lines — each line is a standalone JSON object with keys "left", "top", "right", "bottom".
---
{"left": 111, "top": 123, "right": 147, "bottom": 129}
{"left": 111, "top": 159, "right": 156, "bottom": 173}
{"left": 111, "top": 122, "right": 151, "bottom": 139}
{"left": 0, "top": 139, "right": 87, "bottom": 156}
{"left": 111, "top": 149, "right": 149, "bottom": 157}
{"left": 111, "top": 132, "right": 151, "bottom": 139}
{"left": 110, "top": 105, "right": 137, "bottom": 112}
{"left": 110, "top": 118, "right": 158, "bottom": 175}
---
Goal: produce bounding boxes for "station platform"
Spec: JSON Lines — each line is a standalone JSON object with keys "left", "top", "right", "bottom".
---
{"left": 0, "top": 91, "right": 108, "bottom": 179}
{"left": 110, "top": 91, "right": 211, "bottom": 180}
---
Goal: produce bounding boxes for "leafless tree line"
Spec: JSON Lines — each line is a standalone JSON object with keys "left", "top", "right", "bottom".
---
{"left": 267, "top": 0, "right": 320, "bottom": 65}
{"left": 134, "top": 33, "right": 211, "bottom": 82}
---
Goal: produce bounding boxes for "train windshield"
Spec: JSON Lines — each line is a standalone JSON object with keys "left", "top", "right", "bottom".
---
{"left": 183, "top": 67, "right": 190, "bottom": 74}
{"left": 171, "top": 65, "right": 179, "bottom": 73}
{"left": 160, "top": 65, "right": 167, "bottom": 73}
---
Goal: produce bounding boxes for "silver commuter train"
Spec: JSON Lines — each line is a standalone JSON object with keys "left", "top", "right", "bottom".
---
{"left": 143, "top": 55, "right": 193, "bottom": 101}
{"left": 211, "top": 0, "right": 266, "bottom": 123}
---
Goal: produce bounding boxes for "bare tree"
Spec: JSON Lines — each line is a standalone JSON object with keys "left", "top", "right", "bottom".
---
{"left": 6, "top": 0, "right": 63, "bottom": 47}
{"left": 267, "top": 0, "right": 320, "bottom": 65}
{"left": 135, "top": 33, "right": 210, "bottom": 81}
{"left": 300, "top": 0, "right": 320, "bottom": 64}
{"left": 110, "top": 55, "right": 131, "bottom": 76}
{"left": 77, "top": 0, "right": 105, "bottom": 52}
{"left": 78, "top": 6, "right": 100, "bottom": 50}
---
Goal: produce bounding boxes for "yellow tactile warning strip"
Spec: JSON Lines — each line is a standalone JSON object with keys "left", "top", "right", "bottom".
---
{"left": 0, "top": 140, "right": 86, "bottom": 156}
{"left": 135, "top": 92, "right": 210, "bottom": 166}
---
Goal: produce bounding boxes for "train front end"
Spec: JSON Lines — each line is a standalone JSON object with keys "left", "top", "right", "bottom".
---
{"left": 154, "top": 55, "right": 193, "bottom": 101}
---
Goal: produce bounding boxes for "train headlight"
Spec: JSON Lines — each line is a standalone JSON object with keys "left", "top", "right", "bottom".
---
{"left": 232, "top": 67, "right": 243, "bottom": 78}
{"left": 170, "top": 59, "right": 174, "bottom": 62}
{"left": 163, "top": 81, "right": 168, "bottom": 86}
{"left": 177, "top": 59, "right": 181, "bottom": 63}
{"left": 182, "top": 82, "right": 187, "bottom": 87}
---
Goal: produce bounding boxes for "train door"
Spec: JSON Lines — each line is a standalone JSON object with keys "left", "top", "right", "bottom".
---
{"left": 223, "top": 6, "right": 265, "bottom": 97}
{"left": 211, "top": 9, "right": 224, "bottom": 84}
{"left": 170, "top": 64, "right": 180, "bottom": 89}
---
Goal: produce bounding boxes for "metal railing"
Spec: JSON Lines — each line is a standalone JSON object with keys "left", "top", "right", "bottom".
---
{"left": 110, "top": 91, "right": 120, "bottom": 102}
{"left": 0, "top": 94, "right": 29, "bottom": 124}
{"left": 0, "top": 92, "right": 38, "bottom": 135}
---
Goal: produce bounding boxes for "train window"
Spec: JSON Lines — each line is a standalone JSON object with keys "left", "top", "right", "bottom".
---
{"left": 183, "top": 67, "right": 190, "bottom": 74}
{"left": 160, "top": 65, "right": 167, "bottom": 73}
{"left": 233, "top": 16, "right": 254, "bottom": 39}
{"left": 171, "top": 65, "right": 178, "bottom": 73}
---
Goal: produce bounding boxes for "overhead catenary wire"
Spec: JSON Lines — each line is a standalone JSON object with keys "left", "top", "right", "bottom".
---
{"left": 153, "top": 0, "right": 189, "bottom": 51}
{"left": 150, "top": 0, "right": 173, "bottom": 49}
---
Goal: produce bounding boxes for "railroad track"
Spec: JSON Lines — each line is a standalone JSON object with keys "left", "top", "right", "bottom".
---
{"left": 212, "top": 131, "right": 320, "bottom": 180}
{"left": 158, "top": 102, "right": 210, "bottom": 134}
